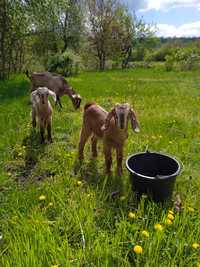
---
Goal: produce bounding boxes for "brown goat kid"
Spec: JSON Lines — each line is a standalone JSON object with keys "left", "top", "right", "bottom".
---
{"left": 26, "top": 71, "right": 81, "bottom": 109}
{"left": 79, "top": 102, "right": 140, "bottom": 176}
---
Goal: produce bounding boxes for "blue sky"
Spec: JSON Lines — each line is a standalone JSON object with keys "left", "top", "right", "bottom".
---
{"left": 123, "top": 0, "right": 200, "bottom": 37}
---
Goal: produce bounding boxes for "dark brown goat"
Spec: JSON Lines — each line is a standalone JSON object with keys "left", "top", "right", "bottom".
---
{"left": 26, "top": 71, "right": 81, "bottom": 109}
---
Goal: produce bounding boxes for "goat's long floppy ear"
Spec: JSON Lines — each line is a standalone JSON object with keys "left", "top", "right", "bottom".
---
{"left": 101, "top": 108, "right": 115, "bottom": 131}
{"left": 129, "top": 108, "right": 140, "bottom": 133}
{"left": 48, "top": 90, "right": 57, "bottom": 102}
{"left": 31, "top": 90, "right": 39, "bottom": 104}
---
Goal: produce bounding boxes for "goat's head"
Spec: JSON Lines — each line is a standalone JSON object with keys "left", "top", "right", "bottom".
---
{"left": 63, "top": 82, "right": 82, "bottom": 109}
{"left": 102, "top": 103, "right": 140, "bottom": 132}
{"left": 31, "top": 87, "right": 56, "bottom": 105}
{"left": 71, "top": 91, "right": 82, "bottom": 109}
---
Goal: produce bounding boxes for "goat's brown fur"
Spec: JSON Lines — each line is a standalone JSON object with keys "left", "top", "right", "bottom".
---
{"left": 78, "top": 102, "right": 139, "bottom": 176}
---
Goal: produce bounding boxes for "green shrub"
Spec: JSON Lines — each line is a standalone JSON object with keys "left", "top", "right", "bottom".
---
{"left": 47, "top": 50, "right": 83, "bottom": 76}
{"left": 165, "top": 55, "right": 174, "bottom": 71}
{"left": 164, "top": 48, "right": 200, "bottom": 71}
{"left": 148, "top": 47, "right": 173, "bottom": 62}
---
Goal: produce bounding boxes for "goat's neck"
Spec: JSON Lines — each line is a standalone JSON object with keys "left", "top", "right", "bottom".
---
{"left": 37, "top": 102, "right": 50, "bottom": 112}
{"left": 64, "top": 84, "right": 76, "bottom": 98}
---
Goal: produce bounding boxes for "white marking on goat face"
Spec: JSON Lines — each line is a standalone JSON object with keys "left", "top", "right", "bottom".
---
{"left": 114, "top": 103, "right": 130, "bottom": 130}
{"left": 36, "top": 87, "right": 49, "bottom": 105}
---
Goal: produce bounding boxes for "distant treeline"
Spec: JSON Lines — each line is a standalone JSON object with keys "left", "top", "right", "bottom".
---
{"left": 0, "top": 0, "right": 200, "bottom": 80}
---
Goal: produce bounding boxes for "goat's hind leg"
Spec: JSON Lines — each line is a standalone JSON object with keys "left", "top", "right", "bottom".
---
{"left": 91, "top": 135, "right": 98, "bottom": 158}
{"left": 78, "top": 126, "right": 92, "bottom": 160}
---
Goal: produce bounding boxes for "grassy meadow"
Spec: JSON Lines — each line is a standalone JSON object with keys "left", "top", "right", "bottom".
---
{"left": 0, "top": 66, "right": 200, "bottom": 266}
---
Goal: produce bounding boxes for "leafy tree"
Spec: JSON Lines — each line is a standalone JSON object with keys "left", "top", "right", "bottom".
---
{"left": 0, "top": 0, "right": 28, "bottom": 79}
{"left": 87, "top": 0, "right": 123, "bottom": 70}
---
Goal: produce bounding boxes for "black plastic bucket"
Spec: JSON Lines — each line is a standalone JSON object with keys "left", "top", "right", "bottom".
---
{"left": 126, "top": 151, "right": 181, "bottom": 202}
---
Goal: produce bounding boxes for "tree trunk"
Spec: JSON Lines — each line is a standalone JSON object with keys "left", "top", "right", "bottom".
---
{"left": 99, "top": 52, "right": 106, "bottom": 71}
{"left": 0, "top": 0, "right": 7, "bottom": 80}
{"left": 122, "top": 47, "right": 132, "bottom": 69}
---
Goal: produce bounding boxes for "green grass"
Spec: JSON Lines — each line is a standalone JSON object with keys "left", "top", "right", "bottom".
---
{"left": 0, "top": 66, "right": 200, "bottom": 267}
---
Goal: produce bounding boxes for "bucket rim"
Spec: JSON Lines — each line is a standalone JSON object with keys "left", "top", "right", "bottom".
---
{"left": 126, "top": 151, "right": 181, "bottom": 180}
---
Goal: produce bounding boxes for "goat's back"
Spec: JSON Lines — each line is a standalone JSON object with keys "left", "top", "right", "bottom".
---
{"left": 30, "top": 72, "right": 67, "bottom": 95}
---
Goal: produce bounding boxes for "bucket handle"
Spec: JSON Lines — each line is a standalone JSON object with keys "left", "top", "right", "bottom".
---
{"left": 155, "top": 175, "right": 163, "bottom": 179}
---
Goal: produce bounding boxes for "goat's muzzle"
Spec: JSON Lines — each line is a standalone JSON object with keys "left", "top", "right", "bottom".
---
{"left": 41, "top": 95, "right": 45, "bottom": 104}
{"left": 119, "top": 113, "right": 125, "bottom": 129}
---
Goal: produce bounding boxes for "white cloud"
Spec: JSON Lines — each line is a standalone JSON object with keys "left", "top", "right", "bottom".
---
{"left": 124, "top": 0, "right": 200, "bottom": 11}
{"left": 156, "top": 21, "right": 200, "bottom": 37}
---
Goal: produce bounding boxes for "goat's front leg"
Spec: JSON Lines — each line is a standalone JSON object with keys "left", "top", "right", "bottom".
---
{"left": 78, "top": 127, "right": 91, "bottom": 160}
{"left": 116, "top": 146, "right": 123, "bottom": 176}
{"left": 47, "top": 118, "right": 53, "bottom": 143}
{"left": 39, "top": 119, "right": 45, "bottom": 144}
{"left": 55, "top": 95, "right": 62, "bottom": 108}
{"left": 104, "top": 143, "right": 112, "bottom": 175}
{"left": 91, "top": 135, "right": 98, "bottom": 157}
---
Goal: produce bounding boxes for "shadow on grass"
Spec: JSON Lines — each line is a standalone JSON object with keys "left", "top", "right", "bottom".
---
{"left": 16, "top": 129, "right": 47, "bottom": 182}
{"left": 73, "top": 157, "right": 124, "bottom": 197}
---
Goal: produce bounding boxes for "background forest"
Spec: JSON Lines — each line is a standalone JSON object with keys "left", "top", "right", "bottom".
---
{"left": 1, "top": 0, "right": 200, "bottom": 80}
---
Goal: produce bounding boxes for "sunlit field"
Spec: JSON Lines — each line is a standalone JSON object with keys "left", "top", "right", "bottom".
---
{"left": 0, "top": 66, "right": 200, "bottom": 267}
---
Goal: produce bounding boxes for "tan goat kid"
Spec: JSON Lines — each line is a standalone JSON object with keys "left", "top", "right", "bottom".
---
{"left": 79, "top": 102, "right": 140, "bottom": 176}
{"left": 31, "top": 87, "right": 56, "bottom": 143}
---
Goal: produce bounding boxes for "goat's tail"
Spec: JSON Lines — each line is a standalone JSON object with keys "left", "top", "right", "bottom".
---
{"left": 84, "top": 102, "right": 96, "bottom": 111}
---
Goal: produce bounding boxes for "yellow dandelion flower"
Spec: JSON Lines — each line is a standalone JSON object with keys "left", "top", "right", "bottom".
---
{"left": 141, "top": 230, "right": 149, "bottom": 238}
{"left": 188, "top": 207, "right": 195, "bottom": 212}
{"left": 165, "top": 219, "right": 173, "bottom": 225}
{"left": 133, "top": 245, "right": 143, "bottom": 254}
{"left": 120, "top": 196, "right": 126, "bottom": 201}
{"left": 159, "top": 135, "right": 163, "bottom": 138}
{"left": 128, "top": 212, "right": 136, "bottom": 219}
{"left": 197, "top": 263, "right": 200, "bottom": 267}
{"left": 51, "top": 265, "right": 58, "bottom": 267}
{"left": 39, "top": 195, "right": 46, "bottom": 201}
{"left": 154, "top": 223, "right": 163, "bottom": 231}
{"left": 192, "top": 243, "right": 200, "bottom": 249}
{"left": 7, "top": 172, "right": 12, "bottom": 176}
{"left": 168, "top": 210, "right": 174, "bottom": 215}
{"left": 169, "top": 141, "right": 173, "bottom": 144}
{"left": 77, "top": 181, "right": 82, "bottom": 186}
{"left": 48, "top": 202, "right": 54, "bottom": 207}
{"left": 167, "top": 214, "right": 175, "bottom": 221}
